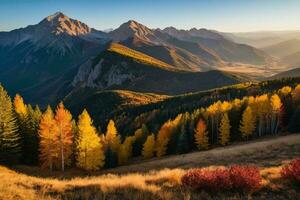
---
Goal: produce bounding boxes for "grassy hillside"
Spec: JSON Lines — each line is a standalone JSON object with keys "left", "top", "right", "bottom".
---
{"left": 2, "top": 134, "right": 300, "bottom": 200}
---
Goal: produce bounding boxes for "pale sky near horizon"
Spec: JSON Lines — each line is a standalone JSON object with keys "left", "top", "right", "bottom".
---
{"left": 0, "top": 0, "right": 299, "bottom": 32}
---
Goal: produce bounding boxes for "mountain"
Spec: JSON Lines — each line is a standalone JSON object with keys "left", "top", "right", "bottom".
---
{"left": 0, "top": 12, "right": 109, "bottom": 104}
{"left": 262, "top": 39, "right": 300, "bottom": 58}
{"left": 281, "top": 52, "right": 300, "bottom": 68}
{"left": 71, "top": 42, "right": 245, "bottom": 96}
{"left": 270, "top": 68, "right": 300, "bottom": 79}
{"left": 162, "top": 27, "right": 271, "bottom": 65}
{"left": 0, "top": 12, "right": 275, "bottom": 107}
{"left": 222, "top": 30, "right": 300, "bottom": 48}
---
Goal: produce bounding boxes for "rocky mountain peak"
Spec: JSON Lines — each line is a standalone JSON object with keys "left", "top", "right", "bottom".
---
{"left": 39, "top": 12, "right": 91, "bottom": 36}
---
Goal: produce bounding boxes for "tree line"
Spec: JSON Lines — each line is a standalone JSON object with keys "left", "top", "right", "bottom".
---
{"left": 0, "top": 83, "right": 299, "bottom": 171}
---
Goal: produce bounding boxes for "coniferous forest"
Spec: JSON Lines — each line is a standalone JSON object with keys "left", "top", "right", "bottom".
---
{"left": 1, "top": 77, "right": 300, "bottom": 171}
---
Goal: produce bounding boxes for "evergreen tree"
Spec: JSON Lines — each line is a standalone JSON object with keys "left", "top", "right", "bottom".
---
{"left": 219, "top": 113, "right": 231, "bottom": 146}
{"left": 288, "top": 106, "right": 300, "bottom": 133}
{"left": 239, "top": 106, "right": 256, "bottom": 140}
{"left": 142, "top": 134, "right": 155, "bottom": 159}
{"left": 194, "top": 118, "right": 209, "bottom": 150}
{"left": 0, "top": 85, "right": 21, "bottom": 164}
{"left": 76, "top": 109, "right": 104, "bottom": 170}
{"left": 104, "top": 146, "right": 118, "bottom": 168}
{"left": 132, "top": 124, "right": 149, "bottom": 157}
{"left": 54, "top": 102, "right": 73, "bottom": 172}
{"left": 176, "top": 125, "right": 189, "bottom": 154}
{"left": 39, "top": 106, "right": 58, "bottom": 171}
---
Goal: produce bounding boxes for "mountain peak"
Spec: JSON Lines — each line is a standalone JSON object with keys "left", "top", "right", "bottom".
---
{"left": 46, "top": 11, "right": 67, "bottom": 22}
{"left": 39, "top": 12, "right": 91, "bottom": 36}
{"left": 110, "top": 19, "right": 154, "bottom": 42}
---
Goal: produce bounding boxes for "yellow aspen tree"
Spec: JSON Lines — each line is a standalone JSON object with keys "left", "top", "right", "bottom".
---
{"left": 13, "top": 94, "right": 27, "bottom": 116}
{"left": 270, "top": 94, "right": 282, "bottom": 134}
{"left": 219, "top": 113, "right": 231, "bottom": 146}
{"left": 194, "top": 118, "right": 209, "bottom": 150}
{"left": 76, "top": 109, "right": 105, "bottom": 170}
{"left": 118, "top": 136, "right": 135, "bottom": 165}
{"left": 54, "top": 102, "right": 73, "bottom": 172}
{"left": 292, "top": 84, "right": 300, "bottom": 103}
{"left": 105, "top": 119, "right": 121, "bottom": 153}
{"left": 278, "top": 86, "right": 292, "bottom": 96}
{"left": 142, "top": 134, "right": 155, "bottom": 159}
{"left": 239, "top": 106, "right": 256, "bottom": 140}
{"left": 156, "top": 114, "right": 182, "bottom": 157}
{"left": 39, "top": 106, "right": 58, "bottom": 171}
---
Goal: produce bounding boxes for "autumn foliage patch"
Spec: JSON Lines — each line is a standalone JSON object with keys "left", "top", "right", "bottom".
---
{"left": 182, "top": 165, "right": 261, "bottom": 192}
{"left": 281, "top": 158, "right": 300, "bottom": 183}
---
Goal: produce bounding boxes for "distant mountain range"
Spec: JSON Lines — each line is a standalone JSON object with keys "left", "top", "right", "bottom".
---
{"left": 0, "top": 12, "right": 296, "bottom": 108}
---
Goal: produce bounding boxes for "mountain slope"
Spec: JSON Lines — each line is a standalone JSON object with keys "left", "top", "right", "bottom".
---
{"left": 162, "top": 27, "right": 272, "bottom": 65}
{"left": 270, "top": 68, "right": 300, "bottom": 79}
{"left": 262, "top": 39, "right": 300, "bottom": 58}
{"left": 72, "top": 43, "right": 244, "bottom": 95}
{"left": 0, "top": 12, "right": 109, "bottom": 104}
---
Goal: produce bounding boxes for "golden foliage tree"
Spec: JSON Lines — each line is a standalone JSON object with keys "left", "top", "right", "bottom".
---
{"left": 105, "top": 120, "right": 121, "bottom": 153}
{"left": 239, "top": 106, "right": 256, "bottom": 140}
{"left": 54, "top": 102, "right": 73, "bottom": 172}
{"left": 270, "top": 94, "right": 282, "bottom": 134}
{"left": 39, "top": 106, "right": 58, "bottom": 171}
{"left": 76, "top": 109, "right": 105, "bottom": 170}
{"left": 194, "top": 118, "right": 209, "bottom": 150}
{"left": 13, "top": 94, "right": 27, "bottom": 117}
{"left": 292, "top": 84, "right": 300, "bottom": 103}
{"left": 278, "top": 86, "right": 292, "bottom": 96}
{"left": 156, "top": 114, "right": 182, "bottom": 157}
{"left": 142, "top": 134, "right": 155, "bottom": 159}
{"left": 219, "top": 113, "right": 231, "bottom": 146}
{"left": 118, "top": 136, "right": 135, "bottom": 165}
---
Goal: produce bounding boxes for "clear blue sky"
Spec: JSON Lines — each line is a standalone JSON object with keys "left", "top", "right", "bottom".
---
{"left": 0, "top": 0, "right": 299, "bottom": 32}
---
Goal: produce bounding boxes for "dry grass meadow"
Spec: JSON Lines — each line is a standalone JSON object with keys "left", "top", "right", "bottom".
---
{"left": 1, "top": 134, "right": 300, "bottom": 200}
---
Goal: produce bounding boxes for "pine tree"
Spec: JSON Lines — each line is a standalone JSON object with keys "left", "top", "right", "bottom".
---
{"left": 76, "top": 109, "right": 105, "bottom": 170}
{"left": 132, "top": 124, "right": 149, "bottom": 157}
{"left": 54, "top": 102, "right": 73, "bottom": 172}
{"left": 194, "top": 118, "right": 209, "bottom": 150}
{"left": 22, "top": 105, "right": 42, "bottom": 165}
{"left": 142, "top": 134, "right": 155, "bottom": 159}
{"left": 239, "top": 106, "right": 256, "bottom": 140}
{"left": 105, "top": 119, "right": 121, "bottom": 153}
{"left": 219, "top": 113, "right": 231, "bottom": 146}
{"left": 176, "top": 125, "right": 189, "bottom": 154}
{"left": 0, "top": 85, "right": 21, "bottom": 164}
{"left": 39, "top": 106, "right": 58, "bottom": 171}
{"left": 288, "top": 106, "right": 300, "bottom": 133}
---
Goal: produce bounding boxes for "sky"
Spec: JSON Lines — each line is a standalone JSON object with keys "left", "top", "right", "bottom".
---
{"left": 0, "top": 0, "right": 299, "bottom": 32}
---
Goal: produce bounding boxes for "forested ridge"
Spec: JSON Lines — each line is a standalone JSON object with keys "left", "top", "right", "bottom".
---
{"left": 0, "top": 77, "right": 300, "bottom": 171}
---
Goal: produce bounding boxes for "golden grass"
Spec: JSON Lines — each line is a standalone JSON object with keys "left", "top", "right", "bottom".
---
{"left": 108, "top": 43, "right": 176, "bottom": 70}
{"left": 1, "top": 134, "right": 300, "bottom": 200}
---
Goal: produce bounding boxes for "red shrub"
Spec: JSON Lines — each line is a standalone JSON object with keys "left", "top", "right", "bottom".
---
{"left": 181, "top": 165, "right": 261, "bottom": 192}
{"left": 281, "top": 158, "right": 300, "bottom": 183}
{"left": 181, "top": 168, "right": 232, "bottom": 191}
{"left": 229, "top": 165, "right": 261, "bottom": 191}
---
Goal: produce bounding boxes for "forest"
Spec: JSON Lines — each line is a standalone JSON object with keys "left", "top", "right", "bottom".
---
{"left": 0, "top": 78, "right": 300, "bottom": 171}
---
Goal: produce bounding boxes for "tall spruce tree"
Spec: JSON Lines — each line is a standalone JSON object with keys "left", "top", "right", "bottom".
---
{"left": 0, "top": 85, "right": 21, "bottom": 164}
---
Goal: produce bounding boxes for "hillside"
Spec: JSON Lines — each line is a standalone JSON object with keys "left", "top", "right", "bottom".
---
{"left": 270, "top": 68, "right": 300, "bottom": 79}
{"left": 64, "top": 89, "right": 169, "bottom": 122}
{"left": 282, "top": 51, "right": 300, "bottom": 68}
{"left": 71, "top": 43, "right": 244, "bottom": 95}
{"left": 262, "top": 39, "right": 300, "bottom": 58}
{"left": 2, "top": 134, "right": 300, "bottom": 200}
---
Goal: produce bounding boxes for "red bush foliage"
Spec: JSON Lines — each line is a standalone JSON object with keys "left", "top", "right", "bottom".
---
{"left": 181, "top": 165, "right": 261, "bottom": 192}
{"left": 229, "top": 165, "right": 261, "bottom": 191}
{"left": 281, "top": 158, "right": 300, "bottom": 183}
